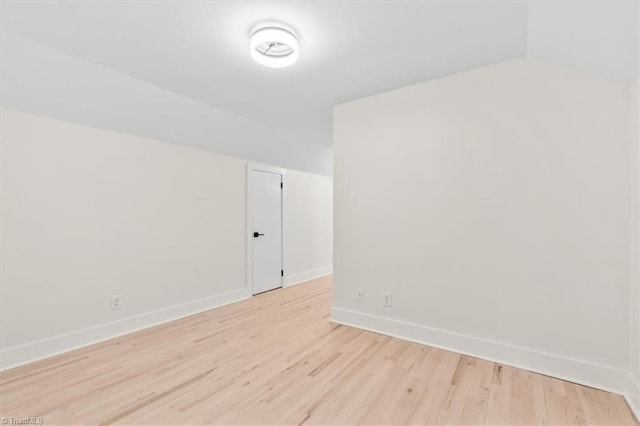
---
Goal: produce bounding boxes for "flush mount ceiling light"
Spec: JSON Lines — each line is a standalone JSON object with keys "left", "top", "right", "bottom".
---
{"left": 250, "top": 24, "right": 299, "bottom": 68}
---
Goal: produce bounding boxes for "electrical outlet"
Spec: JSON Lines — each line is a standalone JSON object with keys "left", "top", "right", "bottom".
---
{"left": 383, "top": 292, "right": 392, "bottom": 308}
{"left": 111, "top": 295, "right": 122, "bottom": 311}
{"left": 356, "top": 288, "right": 365, "bottom": 301}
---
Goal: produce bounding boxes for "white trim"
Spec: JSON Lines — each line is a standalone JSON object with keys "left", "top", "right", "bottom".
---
{"left": 284, "top": 265, "right": 333, "bottom": 287}
{"left": 626, "top": 373, "right": 640, "bottom": 421}
{"left": 284, "top": 266, "right": 333, "bottom": 287}
{"left": 246, "top": 162, "right": 286, "bottom": 296}
{"left": 0, "top": 288, "right": 251, "bottom": 372}
{"left": 331, "top": 307, "right": 629, "bottom": 396}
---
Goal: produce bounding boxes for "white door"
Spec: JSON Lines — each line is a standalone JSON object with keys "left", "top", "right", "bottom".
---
{"left": 251, "top": 170, "right": 283, "bottom": 295}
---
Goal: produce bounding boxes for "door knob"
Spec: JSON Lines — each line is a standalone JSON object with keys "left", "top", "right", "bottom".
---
{"left": 253, "top": 232, "right": 264, "bottom": 238}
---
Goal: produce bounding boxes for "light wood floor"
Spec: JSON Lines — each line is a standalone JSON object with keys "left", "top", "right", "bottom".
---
{"left": 1, "top": 275, "right": 637, "bottom": 425}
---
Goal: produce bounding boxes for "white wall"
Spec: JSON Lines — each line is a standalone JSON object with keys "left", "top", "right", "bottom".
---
{"left": 626, "top": 8, "right": 640, "bottom": 415}
{"left": 0, "top": 108, "right": 333, "bottom": 370}
{"left": 629, "top": 79, "right": 640, "bottom": 416}
{"left": 333, "top": 58, "right": 632, "bottom": 394}
{"left": 284, "top": 170, "right": 333, "bottom": 286}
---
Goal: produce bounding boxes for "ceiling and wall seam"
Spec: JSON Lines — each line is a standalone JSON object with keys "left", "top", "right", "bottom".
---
{"left": 0, "top": 27, "right": 323, "bottom": 150}
{"left": 0, "top": 30, "right": 333, "bottom": 175}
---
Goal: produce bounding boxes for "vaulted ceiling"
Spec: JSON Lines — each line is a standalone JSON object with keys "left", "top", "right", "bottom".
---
{"left": 1, "top": 1, "right": 638, "bottom": 175}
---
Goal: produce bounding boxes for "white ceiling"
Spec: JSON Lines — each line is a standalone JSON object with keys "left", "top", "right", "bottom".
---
{"left": 0, "top": 30, "right": 334, "bottom": 175}
{"left": 527, "top": 1, "right": 638, "bottom": 85}
{"left": 0, "top": 1, "right": 637, "bottom": 167}
{"left": 0, "top": 1, "right": 529, "bottom": 147}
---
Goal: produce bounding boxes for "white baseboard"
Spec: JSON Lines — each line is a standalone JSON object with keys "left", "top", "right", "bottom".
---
{"left": 626, "top": 373, "right": 640, "bottom": 421}
{"left": 284, "top": 266, "right": 332, "bottom": 287}
{"left": 331, "top": 307, "right": 629, "bottom": 396}
{"left": 0, "top": 288, "right": 251, "bottom": 371}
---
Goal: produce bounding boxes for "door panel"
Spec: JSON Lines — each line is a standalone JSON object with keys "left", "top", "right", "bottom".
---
{"left": 252, "top": 170, "right": 282, "bottom": 294}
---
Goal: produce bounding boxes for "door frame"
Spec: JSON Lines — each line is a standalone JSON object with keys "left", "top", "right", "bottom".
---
{"left": 246, "top": 162, "right": 286, "bottom": 296}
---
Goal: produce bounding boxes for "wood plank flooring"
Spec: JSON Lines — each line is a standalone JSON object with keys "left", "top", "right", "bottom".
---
{"left": 1, "top": 275, "right": 637, "bottom": 425}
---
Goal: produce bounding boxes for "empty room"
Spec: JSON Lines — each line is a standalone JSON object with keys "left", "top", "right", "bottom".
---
{"left": 0, "top": 0, "right": 639, "bottom": 425}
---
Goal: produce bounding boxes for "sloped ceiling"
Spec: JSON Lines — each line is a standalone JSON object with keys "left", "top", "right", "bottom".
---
{"left": 1, "top": 31, "right": 333, "bottom": 175}
{"left": 527, "top": 1, "right": 638, "bottom": 84}
{"left": 1, "top": 1, "right": 637, "bottom": 175}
